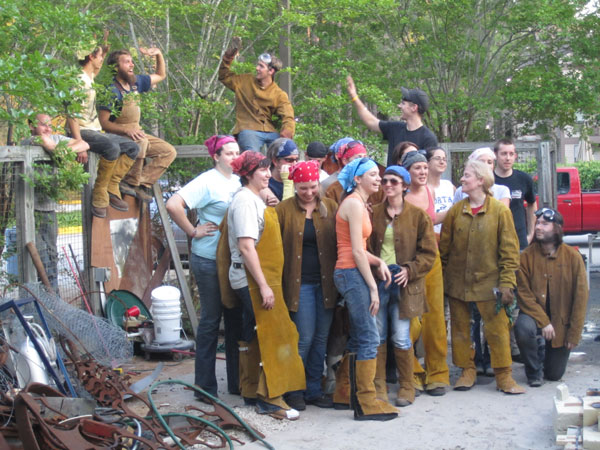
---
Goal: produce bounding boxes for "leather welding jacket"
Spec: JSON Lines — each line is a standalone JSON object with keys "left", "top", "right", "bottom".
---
{"left": 439, "top": 195, "right": 520, "bottom": 302}
{"left": 368, "top": 200, "right": 437, "bottom": 319}
{"left": 517, "top": 242, "right": 589, "bottom": 347}
{"left": 275, "top": 195, "right": 338, "bottom": 312}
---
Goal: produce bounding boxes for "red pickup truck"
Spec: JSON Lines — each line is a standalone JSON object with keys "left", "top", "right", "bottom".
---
{"left": 554, "top": 167, "right": 600, "bottom": 234}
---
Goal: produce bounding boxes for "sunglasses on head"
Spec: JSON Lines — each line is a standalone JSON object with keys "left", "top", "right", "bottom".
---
{"left": 381, "top": 177, "right": 401, "bottom": 186}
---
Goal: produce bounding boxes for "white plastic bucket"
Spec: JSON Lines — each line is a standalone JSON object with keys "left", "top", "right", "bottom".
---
{"left": 151, "top": 286, "right": 182, "bottom": 344}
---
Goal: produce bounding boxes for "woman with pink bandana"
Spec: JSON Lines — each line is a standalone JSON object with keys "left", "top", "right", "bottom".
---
{"left": 166, "top": 135, "right": 243, "bottom": 400}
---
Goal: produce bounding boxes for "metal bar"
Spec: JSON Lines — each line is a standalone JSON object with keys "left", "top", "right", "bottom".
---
{"left": 151, "top": 182, "right": 198, "bottom": 336}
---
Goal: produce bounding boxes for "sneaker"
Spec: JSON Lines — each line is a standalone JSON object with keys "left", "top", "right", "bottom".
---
{"left": 109, "top": 193, "right": 129, "bottom": 212}
{"left": 194, "top": 391, "right": 217, "bottom": 403}
{"left": 425, "top": 385, "right": 446, "bottom": 396}
{"left": 243, "top": 397, "right": 257, "bottom": 406}
{"left": 528, "top": 378, "right": 543, "bottom": 388}
{"left": 305, "top": 394, "right": 334, "bottom": 409}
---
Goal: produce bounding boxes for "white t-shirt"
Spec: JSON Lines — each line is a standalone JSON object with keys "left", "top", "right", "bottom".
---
{"left": 76, "top": 71, "right": 102, "bottom": 131}
{"left": 227, "top": 187, "right": 267, "bottom": 289}
{"left": 177, "top": 168, "right": 240, "bottom": 260}
{"left": 454, "top": 183, "right": 511, "bottom": 204}
{"left": 319, "top": 169, "right": 329, "bottom": 183}
{"left": 433, "top": 179, "right": 455, "bottom": 234}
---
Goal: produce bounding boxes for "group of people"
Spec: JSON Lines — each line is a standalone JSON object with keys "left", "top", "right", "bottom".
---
{"left": 26, "top": 39, "right": 589, "bottom": 423}
{"left": 162, "top": 45, "right": 588, "bottom": 423}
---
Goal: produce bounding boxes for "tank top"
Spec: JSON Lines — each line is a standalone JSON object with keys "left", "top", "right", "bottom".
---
{"left": 335, "top": 193, "right": 372, "bottom": 269}
{"left": 425, "top": 186, "right": 436, "bottom": 223}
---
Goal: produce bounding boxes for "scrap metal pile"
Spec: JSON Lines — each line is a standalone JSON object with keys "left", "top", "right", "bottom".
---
{"left": 0, "top": 286, "right": 272, "bottom": 449}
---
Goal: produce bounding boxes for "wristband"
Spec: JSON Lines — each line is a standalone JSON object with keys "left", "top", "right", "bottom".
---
{"left": 351, "top": 95, "right": 359, "bottom": 103}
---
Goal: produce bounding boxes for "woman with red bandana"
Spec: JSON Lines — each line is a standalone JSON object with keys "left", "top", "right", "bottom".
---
{"left": 166, "top": 135, "right": 242, "bottom": 400}
{"left": 218, "top": 150, "right": 306, "bottom": 420}
{"left": 275, "top": 161, "right": 338, "bottom": 410}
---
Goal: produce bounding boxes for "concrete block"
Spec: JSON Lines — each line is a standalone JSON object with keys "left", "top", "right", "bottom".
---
{"left": 556, "top": 383, "right": 570, "bottom": 402}
{"left": 554, "top": 397, "right": 583, "bottom": 434}
{"left": 583, "top": 425, "right": 600, "bottom": 450}
{"left": 583, "top": 396, "right": 600, "bottom": 427}
{"left": 556, "top": 426, "right": 582, "bottom": 447}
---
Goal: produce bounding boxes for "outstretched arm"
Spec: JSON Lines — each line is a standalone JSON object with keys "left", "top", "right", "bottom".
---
{"left": 140, "top": 47, "right": 166, "bottom": 86}
{"left": 346, "top": 75, "right": 381, "bottom": 133}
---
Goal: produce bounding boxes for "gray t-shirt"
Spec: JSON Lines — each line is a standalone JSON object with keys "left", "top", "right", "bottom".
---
{"left": 227, "top": 187, "right": 267, "bottom": 289}
{"left": 21, "top": 135, "right": 70, "bottom": 211}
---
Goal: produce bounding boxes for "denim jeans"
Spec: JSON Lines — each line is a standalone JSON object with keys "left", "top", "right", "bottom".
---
{"left": 290, "top": 283, "right": 334, "bottom": 400}
{"left": 236, "top": 130, "right": 280, "bottom": 153}
{"left": 514, "top": 312, "right": 571, "bottom": 381}
{"left": 376, "top": 265, "right": 411, "bottom": 350}
{"left": 334, "top": 268, "right": 380, "bottom": 360}
{"left": 233, "top": 286, "right": 257, "bottom": 343}
{"left": 191, "top": 254, "right": 242, "bottom": 396}
{"left": 80, "top": 129, "right": 139, "bottom": 160}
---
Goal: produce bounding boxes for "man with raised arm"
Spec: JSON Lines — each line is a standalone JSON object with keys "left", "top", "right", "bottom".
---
{"left": 219, "top": 38, "right": 295, "bottom": 152}
{"left": 67, "top": 43, "right": 140, "bottom": 218}
{"left": 346, "top": 75, "right": 438, "bottom": 166}
{"left": 98, "top": 47, "right": 176, "bottom": 203}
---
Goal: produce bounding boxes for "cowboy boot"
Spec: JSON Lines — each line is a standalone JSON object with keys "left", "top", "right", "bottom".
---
{"left": 107, "top": 154, "right": 136, "bottom": 211}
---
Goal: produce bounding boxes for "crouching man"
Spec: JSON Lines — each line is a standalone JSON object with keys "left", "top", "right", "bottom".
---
{"left": 514, "top": 208, "right": 589, "bottom": 386}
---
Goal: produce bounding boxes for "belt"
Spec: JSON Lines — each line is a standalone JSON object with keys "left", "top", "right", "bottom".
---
{"left": 233, "top": 262, "right": 244, "bottom": 269}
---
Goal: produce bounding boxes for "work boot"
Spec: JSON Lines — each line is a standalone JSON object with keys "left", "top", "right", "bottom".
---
{"left": 107, "top": 154, "right": 136, "bottom": 211}
{"left": 349, "top": 354, "right": 398, "bottom": 422}
{"left": 494, "top": 367, "right": 526, "bottom": 395}
{"left": 374, "top": 343, "right": 389, "bottom": 401}
{"left": 394, "top": 347, "right": 415, "bottom": 407}
{"left": 119, "top": 181, "right": 137, "bottom": 197}
{"left": 133, "top": 185, "right": 153, "bottom": 203}
{"left": 454, "top": 367, "right": 477, "bottom": 391}
{"left": 238, "top": 340, "right": 260, "bottom": 403}
{"left": 333, "top": 353, "right": 351, "bottom": 410}
{"left": 413, "top": 371, "right": 425, "bottom": 396}
{"left": 91, "top": 157, "right": 117, "bottom": 218}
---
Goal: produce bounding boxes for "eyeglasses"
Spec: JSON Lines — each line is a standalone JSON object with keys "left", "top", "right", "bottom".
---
{"left": 381, "top": 177, "right": 400, "bottom": 186}
{"left": 535, "top": 207, "right": 558, "bottom": 222}
{"left": 259, "top": 53, "right": 272, "bottom": 66}
{"left": 430, "top": 156, "right": 447, "bottom": 162}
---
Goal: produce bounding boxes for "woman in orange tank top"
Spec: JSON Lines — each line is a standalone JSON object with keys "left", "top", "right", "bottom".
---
{"left": 332, "top": 157, "right": 397, "bottom": 422}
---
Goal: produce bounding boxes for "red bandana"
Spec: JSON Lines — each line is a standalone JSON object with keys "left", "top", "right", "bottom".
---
{"left": 231, "top": 151, "right": 266, "bottom": 176}
{"left": 288, "top": 160, "right": 320, "bottom": 183}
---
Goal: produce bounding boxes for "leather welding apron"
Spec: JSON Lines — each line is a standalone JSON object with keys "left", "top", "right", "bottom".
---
{"left": 113, "top": 90, "right": 149, "bottom": 157}
{"left": 245, "top": 207, "right": 306, "bottom": 398}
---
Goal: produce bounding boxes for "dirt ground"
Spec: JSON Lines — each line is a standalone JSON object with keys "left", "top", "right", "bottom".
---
{"left": 123, "top": 273, "right": 600, "bottom": 450}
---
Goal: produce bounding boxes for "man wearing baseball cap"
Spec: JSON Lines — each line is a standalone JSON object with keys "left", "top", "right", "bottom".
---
{"left": 347, "top": 75, "right": 438, "bottom": 167}
{"left": 219, "top": 37, "right": 295, "bottom": 152}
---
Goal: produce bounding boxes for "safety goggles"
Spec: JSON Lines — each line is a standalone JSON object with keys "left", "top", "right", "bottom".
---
{"left": 535, "top": 207, "right": 560, "bottom": 223}
{"left": 258, "top": 53, "right": 272, "bottom": 66}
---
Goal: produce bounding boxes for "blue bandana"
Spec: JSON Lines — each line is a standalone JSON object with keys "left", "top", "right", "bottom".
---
{"left": 275, "top": 138, "right": 299, "bottom": 158}
{"left": 338, "top": 157, "right": 378, "bottom": 192}
{"left": 384, "top": 165, "right": 411, "bottom": 185}
{"left": 329, "top": 137, "right": 354, "bottom": 161}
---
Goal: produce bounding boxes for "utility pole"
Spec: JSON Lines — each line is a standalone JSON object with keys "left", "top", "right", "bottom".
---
{"left": 278, "top": 0, "right": 292, "bottom": 98}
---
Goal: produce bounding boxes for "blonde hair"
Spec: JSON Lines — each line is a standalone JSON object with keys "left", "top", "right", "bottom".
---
{"left": 464, "top": 159, "right": 493, "bottom": 196}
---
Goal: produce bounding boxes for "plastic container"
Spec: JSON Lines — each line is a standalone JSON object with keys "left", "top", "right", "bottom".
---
{"left": 150, "top": 286, "right": 182, "bottom": 344}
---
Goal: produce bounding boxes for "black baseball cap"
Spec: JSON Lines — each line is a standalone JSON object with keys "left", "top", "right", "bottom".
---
{"left": 401, "top": 87, "right": 429, "bottom": 113}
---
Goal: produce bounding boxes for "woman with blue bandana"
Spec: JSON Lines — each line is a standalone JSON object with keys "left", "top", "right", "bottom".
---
{"left": 367, "top": 166, "right": 437, "bottom": 407}
{"left": 332, "top": 157, "right": 398, "bottom": 421}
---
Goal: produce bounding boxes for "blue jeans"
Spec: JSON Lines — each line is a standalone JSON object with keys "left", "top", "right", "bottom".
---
{"left": 376, "top": 265, "right": 411, "bottom": 350}
{"left": 334, "top": 268, "right": 380, "bottom": 360}
{"left": 191, "top": 254, "right": 242, "bottom": 396}
{"left": 236, "top": 130, "right": 280, "bottom": 152}
{"left": 80, "top": 129, "right": 139, "bottom": 160}
{"left": 290, "top": 283, "right": 334, "bottom": 400}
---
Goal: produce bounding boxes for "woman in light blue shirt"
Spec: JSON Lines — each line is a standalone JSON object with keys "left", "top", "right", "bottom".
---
{"left": 166, "top": 135, "right": 242, "bottom": 400}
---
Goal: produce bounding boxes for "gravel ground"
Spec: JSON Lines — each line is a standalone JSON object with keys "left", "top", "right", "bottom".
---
{"left": 125, "top": 272, "right": 600, "bottom": 450}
